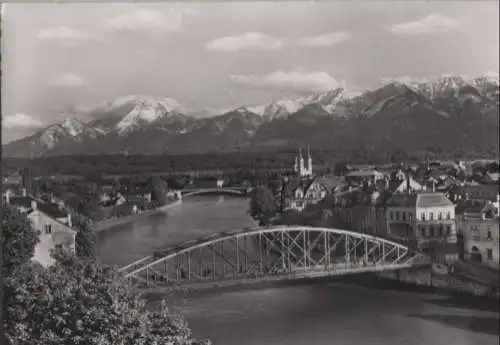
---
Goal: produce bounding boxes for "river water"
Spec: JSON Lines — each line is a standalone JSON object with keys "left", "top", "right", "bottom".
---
{"left": 98, "top": 196, "right": 499, "bottom": 345}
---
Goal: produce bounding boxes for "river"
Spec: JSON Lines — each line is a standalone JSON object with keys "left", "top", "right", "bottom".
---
{"left": 98, "top": 195, "right": 499, "bottom": 345}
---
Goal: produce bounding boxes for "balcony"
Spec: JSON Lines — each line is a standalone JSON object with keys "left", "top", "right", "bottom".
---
{"left": 416, "top": 219, "right": 455, "bottom": 225}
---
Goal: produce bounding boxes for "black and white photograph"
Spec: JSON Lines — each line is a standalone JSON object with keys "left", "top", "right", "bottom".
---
{"left": 1, "top": 1, "right": 499, "bottom": 344}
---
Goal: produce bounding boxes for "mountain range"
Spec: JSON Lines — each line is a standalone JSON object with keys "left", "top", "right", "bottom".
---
{"left": 3, "top": 75, "right": 499, "bottom": 158}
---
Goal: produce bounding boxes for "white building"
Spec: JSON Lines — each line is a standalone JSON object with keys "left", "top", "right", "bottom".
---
{"left": 385, "top": 192, "right": 458, "bottom": 262}
{"left": 456, "top": 196, "right": 499, "bottom": 270}
{"left": 5, "top": 195, "right": 77, "bottom": 267}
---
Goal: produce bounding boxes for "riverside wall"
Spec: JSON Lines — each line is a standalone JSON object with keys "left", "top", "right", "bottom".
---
{"left": 94, "top": 199, "right": 182, "bottom": 232}
{"left": 376, "top": 268, "right": 499, "bottom": 298}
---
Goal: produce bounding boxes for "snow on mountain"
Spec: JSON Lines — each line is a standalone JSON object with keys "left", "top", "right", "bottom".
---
{"left": 241, "top": 88, "right": 351, "bottom": 120}
{"left": 39, "top": 117, "right": 97, "bottom": 149}
{"left": 87, "top": 95, "right": 188, "bottom": 134}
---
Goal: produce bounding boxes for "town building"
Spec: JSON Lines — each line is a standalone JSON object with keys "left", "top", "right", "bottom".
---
{"left": 345, "top": 169, "right": 385, "bottom": 186}
{"left": 278, "top": 147, "right": 328, "bottom": 212}
{"left": 385, "top": 191, "right": 458, "bottom": 262}
{"left": 463, "top": 183, "right": 499, "bottom": 202}
{"left": 456, "top": 196, "right": 499, "bottom": 269}
{"left": 4, "top": 192, "right": 77, "bottom": 267}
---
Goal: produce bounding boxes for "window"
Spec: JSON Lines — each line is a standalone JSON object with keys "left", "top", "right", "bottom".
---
{"left": 438, "top": 226, "right": 443, "bottom": 237}
{"left": 44, "top": 224, "right": 52, "bottom": 234}
{"left": 487, "top": 229, "right": 492, "bottom": 240}
{"left": 409, "top": 213, "right": 413, "bottom": 222}
{"left": 390, "top": 212, "right": 394, "bottom": 221}
{"left": 421, "top": 213, "right": 425, "bottom": 221}
{"left": 396, "top": 212, "right": 400, "bottom": 221}
{"left": 429, "top": 225, "right": 434, "bottom": 237}
{"left": 402, "top": 212, "right": 406, "bottom": 221}
{"left": 446, "top": 211, "right": 451, "bottom": 220}
{"left": 487, "top": 249, "right": 493, "bottom": 260}
{"left": 430, "top": 212, "right": 434, "bottom": 221}
{"left": 420, "top": 226, "right": 426, "bottom": 237}
{"left": 446, "top": 225, "right": 451, "bottom": 236}
{"left": 438, "top": 212, "right": 442, "bottom": 220}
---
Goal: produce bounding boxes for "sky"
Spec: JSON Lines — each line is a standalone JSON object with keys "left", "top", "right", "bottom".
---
{"left": 2, "top": 1, "right": 499, "bottom": 143}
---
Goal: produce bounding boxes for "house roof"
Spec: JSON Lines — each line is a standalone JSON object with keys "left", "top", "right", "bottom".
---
{"left": 346, "top": 170, "right": 384, "bottom": 178}
{"left": 281, "top": 177, "right": 318, "bottom": 199}
{"left": 37, "top": 202, "right": 68, "bottom": 219}
{"left": 317, "top": 176, "right": 345, "bottom": 190}
{"left": 416, "top": 193, "right": 454, "bottom": 208}
{"left": 386, "top": 192, "right": 454, "bottom": 208}
{"left": 8, "top": 196, "right": 33, "bottom": 208}
{"left": 386, "top": 194, "right": 418, "bottom": 207}
{"left": 485, "top": 172, "right": 499, "bottom": 182}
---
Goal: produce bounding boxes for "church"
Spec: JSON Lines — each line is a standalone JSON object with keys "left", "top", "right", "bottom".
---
{"left": 278, "top": 147, "right": 329, "bottom": 212}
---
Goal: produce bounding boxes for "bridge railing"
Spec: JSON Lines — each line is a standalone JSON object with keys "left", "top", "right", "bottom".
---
{"left": 120, "top": 226, "right": 430, "bottom": 289}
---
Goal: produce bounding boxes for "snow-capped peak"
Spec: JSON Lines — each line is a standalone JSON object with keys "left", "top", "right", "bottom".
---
{"left": 108, "top": 95, "right": 186, "bottom": 113}
{"left": 60, "top": 116, "right": 85, "bottom": 136}
{"left": 114, "top": 96, "right": 186, "bottom": 134}
{"left": 241, "top": 87, "right": 349, "bottom": 120}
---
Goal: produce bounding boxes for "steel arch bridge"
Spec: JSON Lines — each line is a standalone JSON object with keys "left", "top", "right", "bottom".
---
{"left": 119, "top": 226, "right": 430, "bottom": 289}
{"left": 180, "top": 188, "right": 247, "bottom": 198}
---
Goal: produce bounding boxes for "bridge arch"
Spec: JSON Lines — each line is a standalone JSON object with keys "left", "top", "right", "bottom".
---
{"left": 180, "top": 188, "right": 248, "bottom": 198}
{"left": 119, "top": 226, "right": 429, "bottom": 289}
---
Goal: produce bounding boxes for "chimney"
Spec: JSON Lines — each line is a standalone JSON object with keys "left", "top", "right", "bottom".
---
{"left": 432, "top": 181, "right": 436, "bottom": 193}
{"left": 406, "top": 174, "right": 411, "bottom": 193}
{"left": 31, "top": 200, "right": 37, "bottom": 210}
{"left": 67, "top": 213, "right": 72, "bottom": 227}
{"left": 22, "top": 188, "right": 27, "bottom": 197}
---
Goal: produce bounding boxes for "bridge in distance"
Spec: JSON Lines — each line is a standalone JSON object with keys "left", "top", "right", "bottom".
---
{"left": 119, "top": 225, "right": 430, "bottom": 290}
{"left": 176, "top": 187, "right": 249, "bottom": 198}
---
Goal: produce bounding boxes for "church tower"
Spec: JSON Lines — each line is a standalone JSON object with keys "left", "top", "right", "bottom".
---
{"left": 306, "top": 145, "right": 313, "bottom": 176}
{"left": 299, "top": 148, "right": 305, "bottom": 176}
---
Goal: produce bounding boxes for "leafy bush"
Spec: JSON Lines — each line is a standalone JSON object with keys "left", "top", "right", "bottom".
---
{"left": 4, "top": 251, "right": 210, "bottom": 345}
{"left": 1, "top": 205, "right": 40, "bottom": 276}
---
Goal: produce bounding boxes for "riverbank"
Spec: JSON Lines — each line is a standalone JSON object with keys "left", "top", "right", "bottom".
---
{"left": 94, "top": 199, "right": 182, "bottom": 232}
{"left": 143, "top": 270, "right": 499, "bottom": 307}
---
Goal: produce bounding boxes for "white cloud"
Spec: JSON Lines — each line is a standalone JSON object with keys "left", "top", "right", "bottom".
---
{"left": 103, "top": 9, "right": 186, "bottom": 32}
{"left": 206, "top": 32, "right": 285, "bottom": 52}
{"left": 38, "top": 26, "right": 91, "bottom": 42}
{"left": 297, "top": 31, "right": 352, "bottom": 47}
{"left": 230, "top": 69, "right": 341, "bottom": 92}
{"left": 47, "top": 73, "right": 85, "bottom": 87}
{"left": 3, "top": 113, "right": 43, "bottom": 129}
{"left": 389, "top": 14, "right": 458, "bottom": 35}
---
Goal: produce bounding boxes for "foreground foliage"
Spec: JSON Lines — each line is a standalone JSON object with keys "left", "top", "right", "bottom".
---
{"left": 1, "top": 205, "right": 40, "bottom": 276}
{"left": 74, "top": 219, "right": 98, "bottom": 262}
{"left": 4, "top": 251, "right": 210, "bottom": 345}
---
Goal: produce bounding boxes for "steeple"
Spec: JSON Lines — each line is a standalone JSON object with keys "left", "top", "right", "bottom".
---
{"left": 299, "top": 148, "right": 305, "bottom": 176}
{"left": 307, "top": 144, "right": 312, "bottom": 176}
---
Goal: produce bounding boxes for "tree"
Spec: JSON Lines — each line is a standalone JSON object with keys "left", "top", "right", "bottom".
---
{"left": 1, "top": 205, "right": 40, "bottom": 276}
{"left": 75, "top": 219, "right": 97, "bottom": 262}
{"left": 4, "top": 251, "right": 210, "bottom": 345}
{"left": 249, "top": 186, "right": 278, "bottom": 226}
{"left": 150, "top": 176, "right": 169, "bottom": 206}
